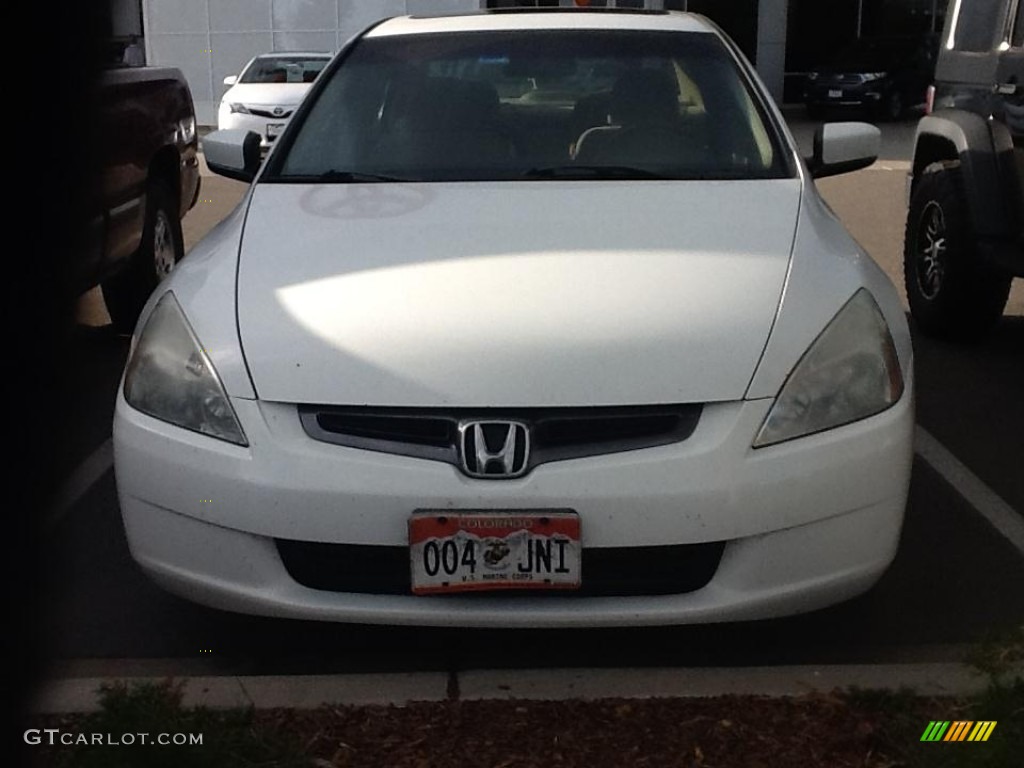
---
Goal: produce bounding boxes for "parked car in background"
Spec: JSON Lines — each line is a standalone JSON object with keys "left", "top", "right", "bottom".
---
{"left": 218, "top": 53, "right": 332, "bottom": 149}
{"left": 81, "top": 65, "right": 200, "bottom": 332}
{"left": 903, "top": 0, "right": 1023, "bottom": 339}
{"left": 116, "top": 8, "right": 913, "bottom": 627}
{"left": 805, "top": 35, "right": 938, "bottom": 121}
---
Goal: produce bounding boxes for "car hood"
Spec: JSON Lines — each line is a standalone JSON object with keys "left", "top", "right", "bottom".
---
{"left": 237, "top": 180, "right": 802, "bottom": 406}
{"left": 224, "top": 82, "right": 312, "bottom": 107}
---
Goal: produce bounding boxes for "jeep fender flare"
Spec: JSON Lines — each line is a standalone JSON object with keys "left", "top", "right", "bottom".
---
{"left": 910, "top": 110, "right": 1016, "bottom": 239}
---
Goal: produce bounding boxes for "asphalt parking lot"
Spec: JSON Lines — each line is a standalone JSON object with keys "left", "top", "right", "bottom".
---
{"left": 49, "top": 114, "right": 1023, "bottom": 679}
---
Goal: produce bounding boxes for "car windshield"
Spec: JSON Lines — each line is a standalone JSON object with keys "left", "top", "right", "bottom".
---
{"left": 267, "top": 30, "right": 789, "bottom": 182}
{"left": 832, "top": 39, "right": 907, "bottom": 70}
{"left": 239, "top": 56, "right": 329, "bottom": 84}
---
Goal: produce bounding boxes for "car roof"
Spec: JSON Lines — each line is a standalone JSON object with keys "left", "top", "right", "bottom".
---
{"left": 366, "top": 11, "right": 715, "bottom": 38}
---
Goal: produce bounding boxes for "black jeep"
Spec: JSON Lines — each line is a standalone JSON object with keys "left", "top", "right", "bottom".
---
{"left": 904, "top": 0, "right": 1023, "bottom": 339}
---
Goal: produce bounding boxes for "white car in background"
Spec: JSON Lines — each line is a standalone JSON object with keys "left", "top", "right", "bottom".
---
{"left": 116, "top": 9, "right": 914, "bottom": 628}
{"left": 217, "top": 53, "right": 331, "bottom": 148}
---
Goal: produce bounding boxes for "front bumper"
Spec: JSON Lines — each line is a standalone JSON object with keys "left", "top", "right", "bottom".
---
{"left": 805, "top": 81, "right": 884, "bottom": 109}
{"left": 113, "top": 387, "right": 914, "bottom": 627}
{"left": 217, "top": 107, "right": 288, "bottom": 148}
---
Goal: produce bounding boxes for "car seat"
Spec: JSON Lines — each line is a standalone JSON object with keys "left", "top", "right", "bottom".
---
{"left": 574, "top": 69, "right": 684, "bottom": 166}
{"left": 373, "top": 75, "right": 514, "bottom": 176}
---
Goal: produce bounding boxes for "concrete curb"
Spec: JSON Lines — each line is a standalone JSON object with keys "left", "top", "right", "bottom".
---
{"left": 458, "top": 664, "right": 994, "bottom": 702}
{"left": 31, "top": 672, "right": 449, "bottom": 714}
{"left": 30, "top": 663, "right": 1010, "bottom": 714}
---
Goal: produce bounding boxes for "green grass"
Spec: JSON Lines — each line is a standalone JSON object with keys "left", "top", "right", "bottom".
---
{"left": 47, "top": 680, "right": 310, "bottom": 768}
{"left": 889, "top": 678, "right": 1024, "bottom": 768}
{"left": 965, "top": 624, "right": 1024, "bottom": 682}
{"left": 844, "top": 625, "right": 1024, "bottom": 768}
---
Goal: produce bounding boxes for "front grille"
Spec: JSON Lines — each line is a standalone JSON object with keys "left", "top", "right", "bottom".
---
{"left": 250, "top": 107, "right": 293, "bottom": 119}
{"left": 300, "top": 404, "right": 702, "bottom": 474}
{"left": 316, "top": 411, "right": 455, "bottom": 448}
{"left": 276, "top": 540, "right": 725, "bottom": 597}
{"left": 824, "top": 74, "right": 864, "bottom": 85}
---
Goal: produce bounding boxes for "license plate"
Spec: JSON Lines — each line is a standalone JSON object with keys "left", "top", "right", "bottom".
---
{"left": 409, "top": 510, "right": 581, "bottom": 595}
{"left": 828, "top": 89, "right": 843, "bottom": 99}
{"left": 266, "top": 122, "right": 286, "bottom": 139}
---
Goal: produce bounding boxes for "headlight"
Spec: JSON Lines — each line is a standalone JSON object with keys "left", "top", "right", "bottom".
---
{"left": 753, "top": 289, "right": 903, "bottom": 448}
{"left": 176, "top": 115, "right": 196, "bottom": 144}
{"left": 124, "top": 293, "right": 248, "bottom": 446}
{"left": 806, "top": 72, "right": 819, "bottom": 81}
{"left": 228, "top": 102, "right": 251, "bottom": 114}
{"left": 861, "top": 72, "right": 888, "bottom": 82}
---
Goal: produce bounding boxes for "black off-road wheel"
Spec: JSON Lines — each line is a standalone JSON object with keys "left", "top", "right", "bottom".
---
{"left": 103, "top": 180, "right": 184, "bottom": 334}
{"left": 903, "top": 166, "right": 1011, "bottom": 340}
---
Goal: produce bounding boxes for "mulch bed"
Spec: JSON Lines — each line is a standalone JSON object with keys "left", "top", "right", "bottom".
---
{"left": 267, "top": 693, "right": 925, "bottom": 768}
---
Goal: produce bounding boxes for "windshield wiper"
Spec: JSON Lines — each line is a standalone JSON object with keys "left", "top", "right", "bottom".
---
{"left": 522, "top": 165, "right": 671, "bottom": 180}
{"left": 313, "top": 170, "right": 413, "bottom": 183}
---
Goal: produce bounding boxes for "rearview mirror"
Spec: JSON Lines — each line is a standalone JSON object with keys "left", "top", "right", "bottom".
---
{"left": 806, "top": 122, "right": 880, "bottom": 179}
{"left": 223, "top": 75, "right": 238, "bottom": 87}
{"left": 202, "top": 130, "right": 262, "bottom": 183}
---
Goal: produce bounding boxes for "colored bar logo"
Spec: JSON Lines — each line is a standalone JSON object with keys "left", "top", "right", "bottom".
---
{"left": 920, "top": 721, "right": 997, "bottom": 742}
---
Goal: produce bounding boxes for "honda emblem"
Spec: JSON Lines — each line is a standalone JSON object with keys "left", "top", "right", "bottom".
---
{"left": 458, "top": 421, "right": 530, "bottom": 478}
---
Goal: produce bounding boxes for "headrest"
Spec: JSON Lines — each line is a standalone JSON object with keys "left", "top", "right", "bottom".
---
{"left": 610, "top": 69, "right": 678, "bottom": 124}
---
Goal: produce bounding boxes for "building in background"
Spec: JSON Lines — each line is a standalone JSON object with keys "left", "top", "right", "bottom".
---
{"left": 114, "top": 1, "right": 472, "bottom": 125}
{"left": 119, "top": 0, "right": 949, "bottom": 124}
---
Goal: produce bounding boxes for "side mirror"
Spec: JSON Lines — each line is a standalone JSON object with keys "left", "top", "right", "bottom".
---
{"left": 202, "top": 130, "right": 262, "bottom": 183}
{"left": 806, "top": 122, "right": 880, "bottom": 179}
{"left": 223, "top": 75, "right": 238, "bottom": 87}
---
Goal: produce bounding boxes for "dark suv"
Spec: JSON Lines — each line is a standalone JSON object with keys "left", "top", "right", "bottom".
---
{"left": 904, "top": 0, "right": 1023, "bottom": 339}
{"left": 805, "top": 36, "right": 937, "bottom": 121}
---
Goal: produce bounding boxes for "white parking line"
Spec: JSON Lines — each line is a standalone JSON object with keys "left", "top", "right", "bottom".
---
{"left": 46, "top": 428, "right": 1024, "bottom": 562}
{"left": 45, "top": 438, "right": 113, "bottom": 533}
{"left": 915, "top": 426, "right": 1024, "bottom": 556}
{"left": 871, "top": 161, "right": 912, "bottom": 171}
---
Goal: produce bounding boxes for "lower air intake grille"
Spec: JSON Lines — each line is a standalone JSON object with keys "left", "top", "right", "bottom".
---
{"left": 276, "top": 540, "right": 725, "bottom": 597}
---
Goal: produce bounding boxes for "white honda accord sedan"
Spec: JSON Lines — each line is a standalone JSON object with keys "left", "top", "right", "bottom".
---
{"left": 114, "top": 9, "right": 914, "bottom": 627}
